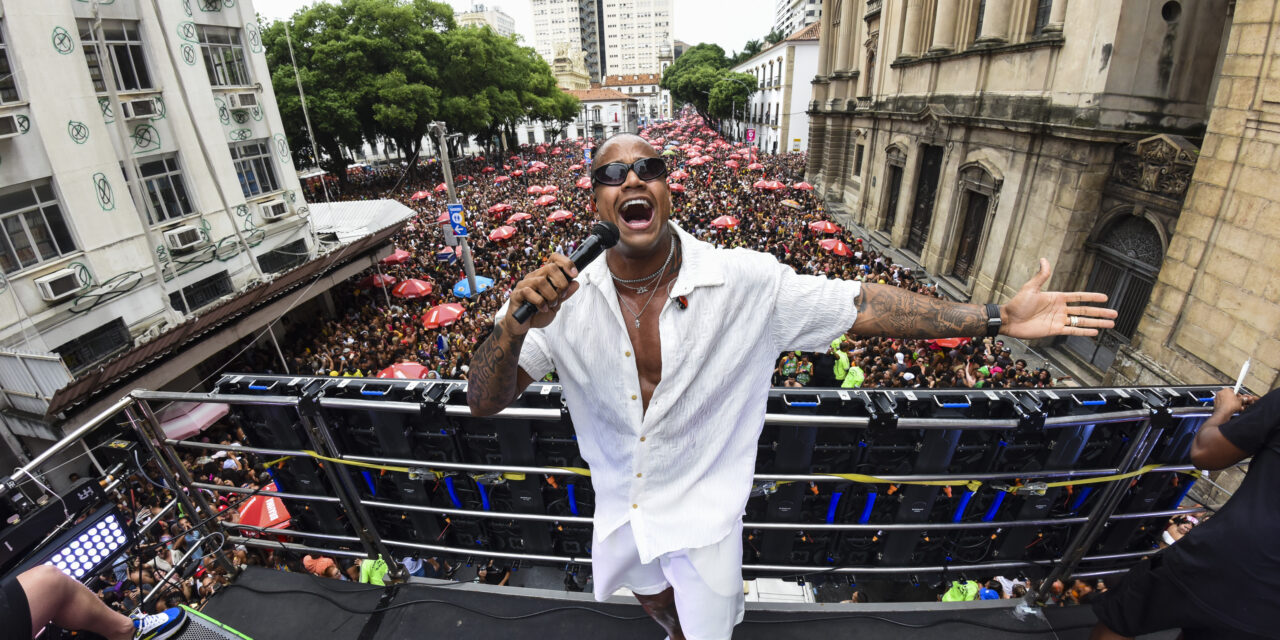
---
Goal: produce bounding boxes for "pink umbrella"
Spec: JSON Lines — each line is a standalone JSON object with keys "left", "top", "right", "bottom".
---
{"left": 809, "top": 221, "right": 841, "bottom": 234}
{"left": 729, "top": 153, "right": 743, "bottom": 160}
{"left": 669, "top": 169, "right": 690, "bottom": 180}
{"left": 752, "top": 180, "right": 770, "bottom": 189}
{"left": 488, "top": 225, "right": 517, "bottom": 241}
{"left": 422, "top": 303, "right": 466, "bottom": 329}
{"left": 569, "top": 164, "right": 583, "bottom": 170}
{"left": 381, "top": 248, "right": 412, "bottom": 265}
{"left": 542, "top": 185, "right": 559, "bottom": 194}
{"left": 377, "top": 362, "right": 431, "bottom": 379}
{"left": 481, "top": 166, "right": 496, "bottom": 173}
{"left": 724, "top": 160, "right": 740, "bottom": 169}
{"left": 487, "top": 203, "right": 513, "bottom": 214}
{"left": 436, "top": 212, "right": 450, "bottom": 223}
{"left": 358, "top": 273, "right": 396, "bottom": 288}
{"left": 764, "top": 180, "right": 786, "bottom": 190}
{"left": 792, "top": 181, "right": 815, "bottom": 191}
{"left": 820, "top": 239, "right": 853, "bottom": 257}
{"left": 547, "top": 209, "right": 574, "bottom": 222}
{"left": 392, "top": 279, "right": 434, "bottom": 299}
{"left": 494, "top": 175, "right": 511, "bottom": 183}
{"left": 434, "top": 183, "right": 448, "bottom": 193}
{"left": 512, "top": 170, "right": 525, "bottom": 177}
{"left": 409, "top": 190, "right": 430, "bottom": 201}
{"left": 747, "top": 163, "right": 765, "bottom": 171}
{"left": 506, "top": 212, "right": 532, "bottom": 224}
{"left": 535, "top": 194, "right": 558, "bottom": 206}
{"left": 710, "top": 215, "right": 739, "bottom": 229}
{"left": 576, "top": 177, "right": 592, "bottom": 189}
{"left": 669, "top": 183, "right": 686, "bottom": 193}
{"left": 527, "top": 185, "right": 545, "bottom": 195}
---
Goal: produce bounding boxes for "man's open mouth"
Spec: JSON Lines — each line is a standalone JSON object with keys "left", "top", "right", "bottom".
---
{"left": 619, "top": 198, "right": 655, "bottom": 229}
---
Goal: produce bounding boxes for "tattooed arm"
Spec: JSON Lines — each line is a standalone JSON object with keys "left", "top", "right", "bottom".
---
{"left": 851, "top": 283, "right": 991, "bottom": 338}
{"left": 467, "top": 322, "right": 535, "bottom": 417}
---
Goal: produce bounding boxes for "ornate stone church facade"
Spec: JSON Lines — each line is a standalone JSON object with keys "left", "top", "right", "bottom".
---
{"left": 806, "top": 0, "right": 1233, "bottom": 380}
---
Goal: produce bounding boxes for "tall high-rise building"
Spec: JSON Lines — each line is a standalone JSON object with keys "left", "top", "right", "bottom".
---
{"left": 531, "top": 0, "right": 604, "bottom": 82}
{"left": 456, "top": 4, "right": 517, "bottom": 38}
{"left": 600, "top": 0, "right": 673, "bottom": 76}
{"left": 773, "top": 0, "right": 822, "bottom": 37}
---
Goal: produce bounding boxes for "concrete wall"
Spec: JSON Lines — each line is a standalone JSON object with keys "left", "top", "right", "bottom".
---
{"left": 1113, "top": 0, "right": 1280, "bottom": 392}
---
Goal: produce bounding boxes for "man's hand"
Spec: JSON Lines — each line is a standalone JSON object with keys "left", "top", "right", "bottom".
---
{"left": 1000, "top": 258, "right": 1119, "bottom": 339}
{"left": 502, "top": 253, "right": 580, "bottom": 336}
{"left": 1212, "top": 387, "right": 1258, "bottom": 419}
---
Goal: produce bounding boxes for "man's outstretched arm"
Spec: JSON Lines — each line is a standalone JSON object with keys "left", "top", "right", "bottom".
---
{"left": 852, "top": 284, "right": 989, "bottom": 338}
{"left": 468, "top": 322, "right": 535, "bottom": 417}
{"left": 850, "top": 259, "right": 1117, "bottom": 340}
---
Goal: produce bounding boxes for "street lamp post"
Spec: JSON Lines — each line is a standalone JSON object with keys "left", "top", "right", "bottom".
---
{"left": 430, "top": 121, "right": 479, "bottom": 300}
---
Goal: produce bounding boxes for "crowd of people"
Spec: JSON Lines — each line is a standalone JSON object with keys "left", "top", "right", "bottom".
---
{"left": 238, "top": 115, "right": 1059, "bottom": 393}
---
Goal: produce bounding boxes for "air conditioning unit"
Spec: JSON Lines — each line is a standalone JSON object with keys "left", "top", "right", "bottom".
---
{"left": 227, "top": 92, "right": 257, "bottom": 109}
{"left": 163, "top": 226, "right": 203, "bottom": 253}
{"left": 121, "top": 99, "right": 157, "bottom": 120}
{"left": 0, "top": 113, "right": 20, "bottom": 140}
{"left": 259, "top": 201, "right": 288, "bottom": 221}
{"left": 34, "top": 269, "right": 83, "bottom": 303}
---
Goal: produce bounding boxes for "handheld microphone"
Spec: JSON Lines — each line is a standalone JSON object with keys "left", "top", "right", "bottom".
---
{"left": 512, "top": 221, "right": 620, "bottom": 324}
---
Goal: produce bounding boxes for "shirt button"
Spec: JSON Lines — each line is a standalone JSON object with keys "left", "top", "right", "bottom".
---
{"left": 640, "top": 436, "right": 646, "bottom": 442}
{"left": 631, "top": 394, "right": 638, "bottom": 400}
{"left": 625, "top": 351, "right": 631, "bottom": 357}
{"left": 632, "top": 503, "right": 638, "bottom": 509}
{"left": 636, "top": 472, "right": 642, "bottom": 478}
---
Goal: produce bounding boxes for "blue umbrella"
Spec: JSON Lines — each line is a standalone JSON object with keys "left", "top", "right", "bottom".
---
{"left": 452, "top": 275, "right": 494, "bottom": 298}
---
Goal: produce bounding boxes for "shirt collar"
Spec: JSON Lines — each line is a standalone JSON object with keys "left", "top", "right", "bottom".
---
{"left": 579, "top": 222, "right": 724, "bottom": 295}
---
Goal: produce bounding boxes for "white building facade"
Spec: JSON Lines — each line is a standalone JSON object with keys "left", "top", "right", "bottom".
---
{"left": 726, "top": 23, "right": 820, "bottom": 155}
{"left": 774, "top": 0, "right": 823, "bottom": 36}
{"left": 456, "top": 4, "right": 517, "bottom": 38}
{"left": 600, "top": 0, "right": 673, "bottom": 76}
{"left": 602, "top": 74, "right": 671, "bottom": 125}
{"left": 531, "top": 0, "right": 604, "bottom": 82}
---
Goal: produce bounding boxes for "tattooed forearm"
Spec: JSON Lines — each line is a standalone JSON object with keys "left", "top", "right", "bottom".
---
{"left": 851, "top": 284, "right": 989, "bottom": 338}
{"left": 467, "top": 321, "right": 526, "bottom": 416}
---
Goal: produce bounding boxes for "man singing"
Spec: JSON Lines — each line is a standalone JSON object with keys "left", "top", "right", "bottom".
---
{"left": 468, "top": 133, "right": 1117, "bottom": 640}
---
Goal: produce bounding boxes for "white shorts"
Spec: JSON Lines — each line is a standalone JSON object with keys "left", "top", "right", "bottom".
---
{"left": 591, "top": 521, "right": 746, "bottom": 640}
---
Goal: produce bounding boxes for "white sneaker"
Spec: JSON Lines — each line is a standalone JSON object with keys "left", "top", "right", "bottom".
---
{"left": 132, "top": 607, "right": 188, "bottom": 640}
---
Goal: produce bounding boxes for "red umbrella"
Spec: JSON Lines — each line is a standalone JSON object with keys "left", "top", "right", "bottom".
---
{"left": 456, "top": 174, "right": 472, "bottom": 182}
{"left": 752, "top": 180, "right": 770, "bottom": 189}
{"left": 512, "top": 170, "right": 525, "bottom": 177}
{"left": 761, "top": 180, "right": 786, "bottom": 190}
{"left": 238, "top": 495, "right": 291, "bottom": 529}
{"left": 358, "top": 273, "right": 396, "bottom": 288}
{"left": 487, "top": 203, "right": 513, "bottom": 214}
{"left": 576, "top": 177, "right": 592, "bottom": 189}
{"left": 534, "top": 194, "right": 558, "bottom": 206}
{"left": 434, "top": 183, "right": 448, "bottom": 193}
{"left": 569, "top": 164, "right": 583, "bottom": 170}
{"left": 669, "top": 169, "right": 690, "bottom": 180}
{"left": 535, "top": 145, "right": 547, "bottom": 154}
{"left": 527, "top": 185, "right": 545, "bottom": 195}
{"left": 724, "top": 160, "right": 740, "bottom": 169}
{"left": 506, "top": 212, "right": 533, "bottom": 223}
{"left": 930, "top": 338, "right": 971, "bottom": 349}
{"left": 381, "top": 248, "right": 412, "bottom": 265}
{"left": 710, "top": 215, "right": 739, "bottom": 229}
{"left": 547, "top": 209, "right": 574, "bottom": 222}
{"left": 820, "top": 239, "right": 853, "bottom": 257}
{"left": 494, "top": 175, "right": 511, "bottom": 183}
{"left": 729, "top": 153, "right": 743, "bottom": 160}
{"left": 747, "top": 162, "right": 765, "bottom": 171}
{"left": 377, "top": 362, "right": 431, "bottom": 379}
{"left": 809, "top": 221, "right": 841, "bottom": 234}
{"left": 553, "top": 147, "right": 563, "bottom": 154}
{"left": 669, "top": 183, "right": 686, "bottom": 193}
{"left": 542, "top": 185, "right": 559, "bottom": 194}
{"left": 409, "top": 190, "right": 430, "bottom": 201}
{"left": 488, "top": 225, "right": 517, "bottom": 241}
{"left": 422, "top": 303, "right": 466, "bottom": 328}
{"left": 792, "top": 181, "right": 815, "bottom": 191}
{"left": 392, "top": 279, "right": 434, "bottom": 299}
{"left": 436, "top": 212, "right": 450, "bottom": 223}
{"left": 481, "top": 167, "right": 496, "bottom": 173}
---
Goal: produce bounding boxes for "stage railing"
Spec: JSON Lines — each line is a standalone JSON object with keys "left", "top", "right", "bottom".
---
{"left": 1, "top": 376, "right": 1227, "bottom": 598}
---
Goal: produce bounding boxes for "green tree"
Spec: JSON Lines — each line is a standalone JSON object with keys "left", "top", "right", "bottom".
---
{"left": 730, "top": 39, "right": 764, "bottom": 65}
{"left": 661, "top": 43, "right": 756, "bottom": 124}
{"left": 708, "top": 72, "right": 757, "bottom": 121}
{"left": 765, "top": 28, "right": 786, "bottom": 45}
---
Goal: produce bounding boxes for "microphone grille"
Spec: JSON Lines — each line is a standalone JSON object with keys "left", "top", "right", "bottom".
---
{"left": 591, "top": 221, "right": 621, "bottom": 248}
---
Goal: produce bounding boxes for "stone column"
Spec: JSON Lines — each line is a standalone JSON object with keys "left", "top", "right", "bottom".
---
{"left": 900, "top": 0, "right": 924, "bottom": 57}
{"left": 927, "top": 0, "right": 959, "bottom": 54}
{"left": 805, "top": 115, "right": 827, "bottom": 185}
{"left": 834, "top": 0, "right": 859, "bottom": 73}
{"left": 816, "top": 0, "right": 835, "bottom": 76}
{"left": 976, "top": 0, "right": 1012, "bottom": 44}
{"left": 1043, "top": 0, "right": 1067, "bottom": 34}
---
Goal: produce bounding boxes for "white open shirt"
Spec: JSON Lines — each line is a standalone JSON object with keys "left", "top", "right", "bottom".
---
{"left": 495, "top": 223, "right": 860, "bottom": 563}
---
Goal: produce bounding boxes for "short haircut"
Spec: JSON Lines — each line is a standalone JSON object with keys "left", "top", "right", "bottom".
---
{"left": 592, "top": 132, "right": 652, "bottom": 164}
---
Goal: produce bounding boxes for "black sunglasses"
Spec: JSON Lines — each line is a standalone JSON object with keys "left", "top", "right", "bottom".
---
{"left": 591, "top": 157, "right": 668, "bottom": 186}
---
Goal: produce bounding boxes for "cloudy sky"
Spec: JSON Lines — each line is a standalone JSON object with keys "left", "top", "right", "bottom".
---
{"left": 251, "top": 0, "right": 777, "bottom": 56}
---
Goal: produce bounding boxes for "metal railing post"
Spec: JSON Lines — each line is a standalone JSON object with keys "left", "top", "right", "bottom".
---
{"left": 1040, "top": 410, "right": 1166, "bottom": 592}
{"left": 295, "top": 394, "right": 407, "bottom": 582}
{"left": 126, "top": 401, "right": 237, "bottom": 576}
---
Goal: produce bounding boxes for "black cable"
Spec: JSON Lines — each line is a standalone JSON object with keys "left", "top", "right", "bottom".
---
{"left": 219, "top": 582, "right": 1095, "bottom": 635}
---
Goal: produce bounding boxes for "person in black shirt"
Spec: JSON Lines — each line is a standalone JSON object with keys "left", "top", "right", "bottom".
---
{"left": 475, "top": 560, "right": 510, "bottom": 587}
{"left": 1091, "top": 387, "right": 1279, "bottom": 639}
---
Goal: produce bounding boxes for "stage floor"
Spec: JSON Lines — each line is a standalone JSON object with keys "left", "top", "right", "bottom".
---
{"left": 196, "top": 567, "right": 1180, "bottom": 639}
